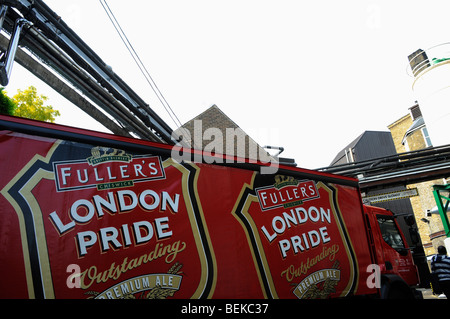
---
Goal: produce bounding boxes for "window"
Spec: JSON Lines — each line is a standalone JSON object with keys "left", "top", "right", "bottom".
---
{"left": 377, "top": 216, "right": 405, "bottom": 250}
{"left": 421, "top": 127, "right": 432, "bottom": 147}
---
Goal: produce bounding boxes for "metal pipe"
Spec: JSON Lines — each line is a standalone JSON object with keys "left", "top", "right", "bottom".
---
{"left": 31, "top": 0, "right": 174, "bottom": 142}
{"left": 2, "top": 0, "right": 174, "bottom": 143}
{"left": 0, "top": 5, "right": 8, "bottom": 32}
{"left": 0, "top": 18, "right": 32, "bottom": 85}
{"left": 24, "top": 27, "right": 160, "bottom": 141}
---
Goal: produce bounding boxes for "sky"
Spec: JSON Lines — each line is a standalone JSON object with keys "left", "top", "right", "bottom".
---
{"left": 5, "top": 0, "right": 450, "bottom": 169}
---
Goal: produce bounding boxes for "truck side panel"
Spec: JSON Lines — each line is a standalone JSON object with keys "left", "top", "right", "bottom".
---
{"left": 364, "top": 205, "right": 419, "bottom": 289}
{"left": 0, "top": 117, "right": 377, "bottom": 299}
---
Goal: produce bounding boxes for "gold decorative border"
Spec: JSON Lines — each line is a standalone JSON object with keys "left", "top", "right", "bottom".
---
{"left": 165, "top": 160, "right": 217, "bottom": 298}
{"left": 2, "top": 141, "right": 216, "bottom": 299}
{"left": 1, "top": 140, "right": 61, "bottom": 298}
{"left": 232, "top": 179, "right": 358, "bottom": 298}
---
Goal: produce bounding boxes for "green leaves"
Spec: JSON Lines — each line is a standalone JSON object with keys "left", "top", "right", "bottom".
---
{"left": 12, "top": 85, "right": 60, "bottom": 123}
{"left": 0, "top": 87, "right": 16, "bottom": 116}
{"left": 0, "top": 85, "right": 60, "bottom": 122}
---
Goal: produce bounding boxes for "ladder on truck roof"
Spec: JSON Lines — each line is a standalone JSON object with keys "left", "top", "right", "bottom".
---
{"left": 0, "top": 0, "right": 175, "bottom": 144}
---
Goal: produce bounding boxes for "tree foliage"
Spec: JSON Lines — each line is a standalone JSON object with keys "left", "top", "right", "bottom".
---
{"left": 0, "top": 87, "right": 16, "bottom": 116}
{"left": 12, "top": 85, "right": 60, "bottom": 123}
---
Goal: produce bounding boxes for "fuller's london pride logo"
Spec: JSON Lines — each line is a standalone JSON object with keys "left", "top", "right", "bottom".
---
{"left": 2, "top": 140, "right": 215, "bottom": 298}
{"left": 233, "top": 174, "right": 357, "bottom": 299}
{"left": 53, "top": 147, "right": 165, "bottom": 191}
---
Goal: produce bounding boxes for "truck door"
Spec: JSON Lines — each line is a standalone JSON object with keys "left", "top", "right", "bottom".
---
{"left": 375, "top": 214, "right": 418, "bottom": 287}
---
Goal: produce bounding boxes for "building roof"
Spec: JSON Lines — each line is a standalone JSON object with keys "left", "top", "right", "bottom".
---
{"left": 329, "top": 132, "right": 364, "bottom": 166}
{"left": 174, "top": 105, "right": 271, "bottom": 162}
{"left": 402, "top": 116, "right": 425, "bottom": 145}
{"left": 330, "top": 131, "right": 396, "bottom": 166}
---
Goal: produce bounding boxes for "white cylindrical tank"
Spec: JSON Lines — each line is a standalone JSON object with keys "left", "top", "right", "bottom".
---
{"left": 410, "top": 43, "right": 450, "bottom": 147}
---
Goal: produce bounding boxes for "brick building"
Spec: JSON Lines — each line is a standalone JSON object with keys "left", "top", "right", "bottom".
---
{"left": 388, "top": 103, "right": 449, "bottom": 256}
{"left": 174, "top": 104, "right": 274, "bottom": 163}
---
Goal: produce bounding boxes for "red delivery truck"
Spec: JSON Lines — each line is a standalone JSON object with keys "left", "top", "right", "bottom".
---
{"left": 0, "top": 115, "right": 420, "bottom": 299}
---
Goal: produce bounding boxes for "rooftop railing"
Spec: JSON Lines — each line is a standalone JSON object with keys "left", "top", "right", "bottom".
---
{"left": 407, "top": 42, "right": 450, "bottom": 78}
